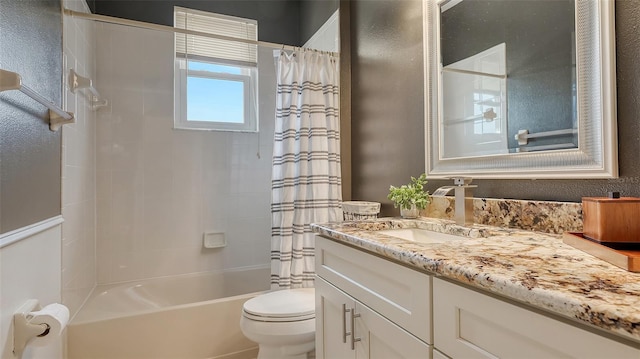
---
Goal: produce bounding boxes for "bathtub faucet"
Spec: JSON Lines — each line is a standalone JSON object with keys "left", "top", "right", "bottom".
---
{"left": 432, "top": 177, "right": 477, "bottom": 226}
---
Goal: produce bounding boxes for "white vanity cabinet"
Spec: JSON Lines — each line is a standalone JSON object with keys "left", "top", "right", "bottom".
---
{"left": 316, "top": 278, "right": 431, "bottom": 358}
{"left": 315, "top": 236, "right": 432, "bottom": 358}
{"left": 315, "top": 235, "right": 640, "bottom": 359}
{"left": 433, "top": 278, "right": 639, "bottom": 358}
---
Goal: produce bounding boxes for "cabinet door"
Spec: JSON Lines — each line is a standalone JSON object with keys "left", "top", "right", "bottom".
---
{"left": 316, "top": 236, "right": 432, "bottom": 343}
{"left": 354, "top": 302, "right": 432, "bottom": 359}
{"left": 432, "top": 349, "right": 450, "bottom": 359}
{"left": 316, "top": 277, "right": 356, "bottom": 359}
{"left": 433, "top": 278, "right": 640, "bottom": 359}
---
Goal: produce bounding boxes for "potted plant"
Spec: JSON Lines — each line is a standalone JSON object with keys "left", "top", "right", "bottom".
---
{"left": 387, "top": 173, "right": 431, "bottom": 219}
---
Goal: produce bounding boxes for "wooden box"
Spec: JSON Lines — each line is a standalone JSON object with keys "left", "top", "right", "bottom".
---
{"left": 563, "top": 233, "right": 640, "bottom": 272}
{"left": 582, "top": 196, "right": 640, "bottom": 245}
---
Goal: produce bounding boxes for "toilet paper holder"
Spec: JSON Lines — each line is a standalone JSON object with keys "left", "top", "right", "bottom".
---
{"left": 13, "top": 299, "right": 50, "bottom": 357}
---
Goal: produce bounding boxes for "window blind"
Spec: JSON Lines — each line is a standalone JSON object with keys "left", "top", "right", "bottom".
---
{"left": 174, "top": 7, "right": 258, "bottom": 67}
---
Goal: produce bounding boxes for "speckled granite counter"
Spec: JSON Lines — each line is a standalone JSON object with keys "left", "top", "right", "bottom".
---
{"left": 311, "top": 217, "right": 640, "bottom": 344}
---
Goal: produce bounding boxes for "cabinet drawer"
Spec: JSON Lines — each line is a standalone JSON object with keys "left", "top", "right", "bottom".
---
{"left": 315, "top": 235, "right": 431, "bottom": 343}
{"left": 433, "top": 278, "right": 640, "bottom": 358}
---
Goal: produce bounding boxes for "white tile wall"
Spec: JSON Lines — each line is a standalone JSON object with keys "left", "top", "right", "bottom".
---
{"left": 60, "top": 2, "right": 331, "bottom": 295}
{"left": 61, "top": 0, "right": 97, "bottom": 318}
{"left": 95, "top": 23, "right": 275, "bottom": 284}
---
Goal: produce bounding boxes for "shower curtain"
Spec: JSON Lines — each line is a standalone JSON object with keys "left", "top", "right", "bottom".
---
{"left": 271, "top": 50, "right": 342, "bottom": 289}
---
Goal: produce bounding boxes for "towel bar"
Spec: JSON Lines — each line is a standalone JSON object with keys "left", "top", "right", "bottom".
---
{"left": 0, "top": 68, "right": 75, "bottom": 131}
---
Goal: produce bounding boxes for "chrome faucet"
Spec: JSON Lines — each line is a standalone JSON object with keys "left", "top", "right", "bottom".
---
{"left": 432, "top": 177, "right": 477, "bottom": 226}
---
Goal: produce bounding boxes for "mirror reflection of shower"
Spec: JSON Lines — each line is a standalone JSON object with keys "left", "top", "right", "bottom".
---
{"left": 441, "top": 43, "right": 508, "bottom": 159}
{"left": 439, "top": 0, "right": 577, "bottom": 158}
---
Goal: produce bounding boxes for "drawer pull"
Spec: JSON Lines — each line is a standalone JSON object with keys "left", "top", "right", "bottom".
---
{"left": 342, "top": 304, "right": 351, "bottom": 343}
{"left": 350, "top": 308, "right": 361, "bottom": 350}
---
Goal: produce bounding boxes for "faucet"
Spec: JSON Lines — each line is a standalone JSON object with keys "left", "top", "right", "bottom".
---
{"left": 432, "top": 177, "right": 477, "bottom": 226}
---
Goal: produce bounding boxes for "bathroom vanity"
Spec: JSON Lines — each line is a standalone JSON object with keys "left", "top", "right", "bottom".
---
{"left": 312, "top": 218, "right": 640, "bottom": 358}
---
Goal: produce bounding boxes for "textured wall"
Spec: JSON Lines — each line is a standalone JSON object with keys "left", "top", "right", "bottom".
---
{"left": 350, "top": 0, "right": 425, "bottom": 216}
{"left": 92, "top": 0, "right": 302, "bottom": 45}
{"left": 0, "top": 0, "right": 62, "bottom": 233}
{"left": 350, "top": 0, "right": 640, "bottom": 214}
{"left": 299, "top": 0, "right": 340, "bottom": 45}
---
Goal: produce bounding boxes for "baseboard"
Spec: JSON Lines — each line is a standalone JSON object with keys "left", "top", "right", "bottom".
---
{"left": 210, "top": 346, "right": 259, "bottom": 359}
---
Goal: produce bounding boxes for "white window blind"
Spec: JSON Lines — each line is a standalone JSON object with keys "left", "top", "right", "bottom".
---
{"left": 174, "top": 7, "right": 258, "bottom": 67}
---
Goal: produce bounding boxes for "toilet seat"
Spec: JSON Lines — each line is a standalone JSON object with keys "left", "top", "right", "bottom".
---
{"left": 242, "top": 288, "right": 315, "bottom": 322}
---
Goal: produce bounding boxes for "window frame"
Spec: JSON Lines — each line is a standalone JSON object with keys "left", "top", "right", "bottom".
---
{"left": 174, "top": 58, "right": 257, "bottom": 132}
{"left": 173, "top": 7, "right": 259, "bottom": 132}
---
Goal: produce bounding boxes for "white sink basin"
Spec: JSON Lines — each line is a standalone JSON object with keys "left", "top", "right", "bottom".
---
{"left": 378, "top": 228, "right": 466, "bottom": 244}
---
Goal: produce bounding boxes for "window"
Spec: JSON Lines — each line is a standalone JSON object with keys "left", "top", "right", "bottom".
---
{"left": 174, "top": 7, "right": 258, "bottom": 132}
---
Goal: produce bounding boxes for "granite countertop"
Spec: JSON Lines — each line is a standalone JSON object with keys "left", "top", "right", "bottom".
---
{"left": 311, "top": 217, "right": 640, "bottom": 343}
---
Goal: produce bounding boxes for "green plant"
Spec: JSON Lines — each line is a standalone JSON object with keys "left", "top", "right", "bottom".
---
{"left": 387, "top": 173, "right": 431, "bottom": 210}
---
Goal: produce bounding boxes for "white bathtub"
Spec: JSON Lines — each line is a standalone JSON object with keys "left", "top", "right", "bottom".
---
{"left": 67, "top": 266, "right": 270, "bottom": 359}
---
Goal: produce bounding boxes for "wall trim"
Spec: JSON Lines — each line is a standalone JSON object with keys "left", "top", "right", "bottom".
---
{"left": 0, "top": 216, "right": 64, "bottom": 249}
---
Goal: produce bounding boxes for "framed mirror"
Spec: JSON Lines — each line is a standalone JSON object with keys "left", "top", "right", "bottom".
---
{"left": 424, "top": 0, "right": 618, "bottom": 179}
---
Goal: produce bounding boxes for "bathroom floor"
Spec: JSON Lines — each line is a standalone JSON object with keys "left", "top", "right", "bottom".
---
{"left": 229, "top": 349, "right": 316, "bottom": 359}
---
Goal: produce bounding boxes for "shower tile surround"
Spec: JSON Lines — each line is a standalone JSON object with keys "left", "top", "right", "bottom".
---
{"left": 61, "top": 0, "right": 98, "bottom": 318}
{"left": 312, "top": 217, "right": 640, "bottom": 344}
{"left": 93, "top": 23, "right": 275, "bottom": 284}
{"left": 424, "top": 196, "right": 583, "bottom": 234}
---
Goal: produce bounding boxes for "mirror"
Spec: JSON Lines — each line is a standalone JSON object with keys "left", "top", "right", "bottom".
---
{"left": 424, "top": 0, "right": 618, "bottom": 178}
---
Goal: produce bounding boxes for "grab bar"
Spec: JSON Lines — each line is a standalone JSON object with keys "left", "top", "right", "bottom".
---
{"left": 516, "top": 143, "right": 576, "bottom": 152}
{"left": 441, "top": 67, "right": 507, "bottom": 80}
{"left": 444, "top": 108, "right": 499, "bottom": 125}
{"left": 69, "top": 69, "right": 108, "bottom": 109}
{"left": 515, "top": 128, "right": 577, "bottom": 145}
{"left": 0, "top": 68, "right": 75, "bottom": 131}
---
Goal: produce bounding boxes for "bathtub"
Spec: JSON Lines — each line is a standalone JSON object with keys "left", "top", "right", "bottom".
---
{"left": 67, "top": 266, "right": 270, "bottom": 359}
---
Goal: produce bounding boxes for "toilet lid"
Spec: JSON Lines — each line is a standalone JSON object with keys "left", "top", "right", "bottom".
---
{"left": 243, "top": 288, "right": 315, "bottom": 322}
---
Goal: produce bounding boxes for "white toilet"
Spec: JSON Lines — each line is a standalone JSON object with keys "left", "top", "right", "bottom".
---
{"left": 240, "top": 288, "right": 316, "bottom": 359}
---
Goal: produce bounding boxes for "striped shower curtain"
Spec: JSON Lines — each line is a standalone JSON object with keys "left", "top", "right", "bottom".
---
{"left": 271, "top": 50, "right": 342, "bottom": 289}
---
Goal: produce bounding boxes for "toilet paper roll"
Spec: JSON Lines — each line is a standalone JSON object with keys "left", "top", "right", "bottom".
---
{"left": 26, "top": 303, "right": 69, "bottom": 347}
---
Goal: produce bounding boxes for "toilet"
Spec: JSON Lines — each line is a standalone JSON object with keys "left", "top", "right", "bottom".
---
{"left": 240, "top": 288, "right": 316, "bottom": 359}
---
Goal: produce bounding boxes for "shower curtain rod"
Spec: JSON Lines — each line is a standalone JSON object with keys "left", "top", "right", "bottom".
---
{"left": 64, "top": 9, "right": 339, "bottom": 57}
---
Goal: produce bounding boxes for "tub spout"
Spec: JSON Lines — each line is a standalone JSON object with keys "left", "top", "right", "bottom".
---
{"left": 433, "top": 178, "right": 476, "bottom": 226}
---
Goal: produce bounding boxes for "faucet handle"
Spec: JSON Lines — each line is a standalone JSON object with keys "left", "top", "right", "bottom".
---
{"left": 451, "top": 177, "right": 473, "bottom": 186}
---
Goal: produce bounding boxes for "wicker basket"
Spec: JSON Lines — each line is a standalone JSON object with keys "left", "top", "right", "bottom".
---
{"left": 342, "top": 201, "right": 381, "bottom": 221}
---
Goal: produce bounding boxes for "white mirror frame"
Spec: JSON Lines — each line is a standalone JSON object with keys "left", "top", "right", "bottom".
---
{"left": 424, "top": 0, "right": 618, "bottom": 179}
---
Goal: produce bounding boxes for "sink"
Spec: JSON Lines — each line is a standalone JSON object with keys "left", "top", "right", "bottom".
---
{"left": 377, "top": 228, "right": 466, "bottom": 244}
